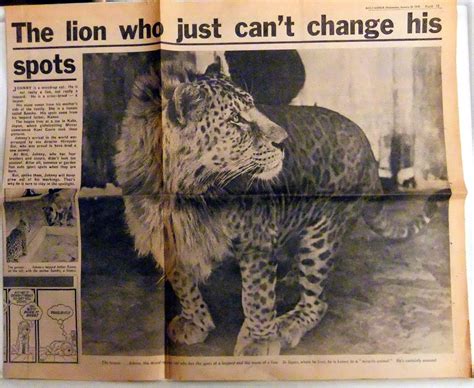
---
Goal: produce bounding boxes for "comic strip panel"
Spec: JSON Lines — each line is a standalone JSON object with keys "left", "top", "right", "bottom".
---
{"left": 7, "top": 288, "right": 39, "bottom": 363}
{"left": 37, "top": 289, "right": 78, "bottom": 363}
{"left": 3, "top": 290, "right": 7, "bottom": 362}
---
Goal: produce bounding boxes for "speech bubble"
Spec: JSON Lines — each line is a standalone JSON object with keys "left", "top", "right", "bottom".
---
{"left": 47, "top": 304, "right": 74, "bottom": 325}
{"left": 9, "top": 289, "right": 35, "bottom": 306}
{"left": 20, "top": 303, "right": 43, "bottom": 321}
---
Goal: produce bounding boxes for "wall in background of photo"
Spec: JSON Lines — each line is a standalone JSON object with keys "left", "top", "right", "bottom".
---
{"left": 82, "top": 52, "right": 157, "bottom": 188}
{"left": 296, "top": 47, "right": 446, "bottom": 189}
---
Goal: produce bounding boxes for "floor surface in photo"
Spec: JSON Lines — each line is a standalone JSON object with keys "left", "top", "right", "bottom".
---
{"left": 80, "top": 197, "right": 451, "bottom": 357}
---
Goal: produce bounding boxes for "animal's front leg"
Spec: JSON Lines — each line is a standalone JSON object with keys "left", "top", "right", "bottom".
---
{"left": 21, "top": 238, "right": 27, "bottom": 256}
{"left": 167, "top": 266, "right": 215, "bottom": 345}
{"left": 234, "top": 247, "right": 281, "bottom": 356}
{"left": 276, "top": 220, "right": 340, "bottom": 349}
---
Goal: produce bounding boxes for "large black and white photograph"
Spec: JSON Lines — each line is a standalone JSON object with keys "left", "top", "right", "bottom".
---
{"left": 80, "top": 48, "right": 451, "bottom": 357}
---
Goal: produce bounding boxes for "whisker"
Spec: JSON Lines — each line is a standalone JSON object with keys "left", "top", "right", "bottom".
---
{"left": 223, "top": 163, "right": 256, "bottom": 187}
{"left": 246, "top": 172, "right": 258, "bottom": 191}
{"left": 216, "top": 162, "right": 255, "bottom": 188}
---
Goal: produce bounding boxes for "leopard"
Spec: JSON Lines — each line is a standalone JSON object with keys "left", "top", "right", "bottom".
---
{"left": 115, "top": 55, "right": 443, "bottom": 356}
{"left": 7, "top": 219, "right": 31, "bottom": 263}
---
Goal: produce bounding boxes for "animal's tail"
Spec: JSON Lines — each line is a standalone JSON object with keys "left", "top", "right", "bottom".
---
{"left": 362, "top": 189, "right": 450, "bottom": 240}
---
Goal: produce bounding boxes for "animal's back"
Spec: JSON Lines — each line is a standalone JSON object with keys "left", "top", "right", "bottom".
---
{"left": 7, "top": 222, "right": 28, "bottom": 263}
{"left": 253, "top": 105, "right": 382, "bottom": 196}
{"left": 254, "top": 105, "right": 440, "bottom": 241}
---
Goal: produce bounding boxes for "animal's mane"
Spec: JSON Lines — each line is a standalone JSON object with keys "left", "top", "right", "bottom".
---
{"left": 115, "top": 56, "right": 238, "bottom": 197}
{"left": 115, "top": 57, "right": 198, "bottom": 196}
{"left": 115, "top": 57, "right": 245, "bottom": 279}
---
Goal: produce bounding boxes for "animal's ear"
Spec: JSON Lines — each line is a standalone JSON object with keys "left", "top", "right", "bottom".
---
{"left": 169, "top": 83, "right": 207, "bottom": 126}
{"left": 204, "top": 56, "right": 222, "bottom": 78}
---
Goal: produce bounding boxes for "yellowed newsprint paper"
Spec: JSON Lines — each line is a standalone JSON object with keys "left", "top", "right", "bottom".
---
{"left": 1, "top": 0, "right": 470, "bottom": 381}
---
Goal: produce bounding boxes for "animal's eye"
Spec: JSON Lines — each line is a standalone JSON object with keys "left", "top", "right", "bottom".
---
{"left": 229, "top": 113, "right": 241, "bottom": 123}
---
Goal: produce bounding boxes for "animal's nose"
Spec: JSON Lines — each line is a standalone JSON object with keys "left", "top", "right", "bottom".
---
{"left": 271, "top": 141, "right": 284, "bottom": 151}
{"left": 272, "top": 125, "right": 288, "bottom": 144}
{"left": 251, "top": 107, "right": 288, "bottom": 143}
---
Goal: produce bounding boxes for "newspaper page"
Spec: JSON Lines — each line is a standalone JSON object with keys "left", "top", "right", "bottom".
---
{"left": 1, "top": 0, "right": 470, "bottom": 381}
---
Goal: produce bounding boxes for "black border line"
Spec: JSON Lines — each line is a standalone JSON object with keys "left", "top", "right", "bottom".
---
{"left": 11, "top": 36, "right": 442, "bottom": 50}
{"left": 35, "top": 289, "right": 39, "bottom": 363}
{"left": 7, "top": 290, "right": 10, "bottom": 363}
{"left": 4, "top": 289, "right": 9, "bottom": 363}
{"left": 13, "top": 78, "right": 77, "bottom": 83}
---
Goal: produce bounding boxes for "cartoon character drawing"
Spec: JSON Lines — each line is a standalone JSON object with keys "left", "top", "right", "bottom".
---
{"left": 15, "top": 320, "right": 31, "bottom": 355}
{"left": 39, "top": 330, "right": 77, "bottom": 361}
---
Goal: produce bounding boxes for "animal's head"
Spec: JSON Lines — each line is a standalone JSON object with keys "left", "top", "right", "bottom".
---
{"left": 18, "top": 320, "right": 30, "bottom": 335}
{"left": 165, "top": 58, "right": 288, "bottom": 192}
{"left": 60, "top": 342, "right": 73, "bottom": 355}
{"left": 18, "top": 219, "right": 31, "bottom": 233}
{"left": 42, "top": 206, "right": 56, "bottom": 226}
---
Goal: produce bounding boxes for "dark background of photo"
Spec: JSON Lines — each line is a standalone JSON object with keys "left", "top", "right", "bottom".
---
{"left": 80, "top": 196, "right": 165, "bottom": 355}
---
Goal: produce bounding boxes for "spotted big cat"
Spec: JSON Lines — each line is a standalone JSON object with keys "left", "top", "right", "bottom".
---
{"left": 115, "top": 59, "right": 444, "bottom": 356}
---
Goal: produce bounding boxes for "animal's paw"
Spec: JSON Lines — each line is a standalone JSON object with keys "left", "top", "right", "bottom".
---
{"left": 277, "top": 302, "right": 327, "bottom": 349}
{"left": 167, "top": 315, "right": 211, "bottom": 345}
{"left": 276, "top": 317, "right": 308, "bottom": 349}
{"left": 234, "top": 337, "right": 281, "bottom": 356}
{"left": 233, "top": 322, "right": 281, "bottom": 356}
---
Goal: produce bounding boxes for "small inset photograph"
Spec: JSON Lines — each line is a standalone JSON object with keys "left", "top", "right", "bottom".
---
{"left": 4, "top": 189, "right": 78, "bottom": 264}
